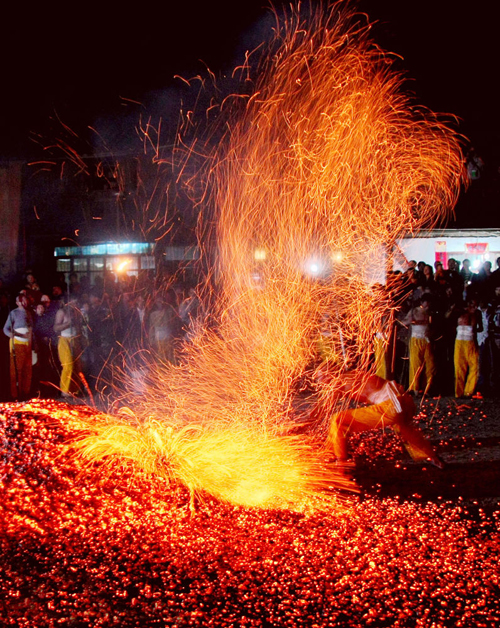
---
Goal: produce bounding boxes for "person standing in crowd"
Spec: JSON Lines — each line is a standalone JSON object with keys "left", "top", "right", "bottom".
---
{"left": 370, "top": 284, "right": 392, "bottom": 380}
{"left": 52, "top": 284, "right": 65, "bottom": 304}
{"left": 393, "top": 302, "right": 411, "bottom": 388}
{"left": 86, "top": 291, "right": 115, "bottom": 390}
{"left": 88, "top": 290, "right": 115, "bottom": 391}
{"left": 122, "top": 294, "right": 148, "bottom": 351}
{"left": 54, "top": 296, "right": 85, "bottom": 398}
{"left": 3, "top": 293, "right": 33, "bottom": 400}
{"left": 421, "top": 264, "right": 436, "bottom": 292}
{"left": 489, "top": 286, "right": 500, "bottom": 392}
{"left": 119, "top": 293, "right": 150, "bottom": 395}
{"left": 434, "top": 262, "right": 448, "bottom": 295}
{"left": 0, "top": 291, "right": 11, "bottom": 401}
{"left": 40, "top": 294, "right": 62, "bottom": 390}
{"left": 404, "top": 295, "right": 436, "bottom": 395}
{"left": 85, "top": 291, "right": 104, "bottom": 382}
{"left": 68, "top": 272, "right": 82, "bottom": 297}
{"left": 445, "top": 258, "right": 464, "bottom": 300}
{"left": 33, "top": 300, "right": 61, "bottom": 397}
{"left": 406, "top": 268, "right": 424, "bottom": 306}
{"left": 24, "top": 271, "right": 42, "bottom": 305}
{"left": 437, "top": 285, "right": 462, "bottom": 395}
{"left": 472, "top": 261, "right": 493, "bottom": 302}
{"left": 149, "top": 289, "right": 182, "bottom": 364}
{"left": 476, "top": 300, "right": 491, "bottom": 397}
{"left": 179, "top": 287, "right": 203, "bottom": 342}
{"left": 374, "top": 325, "right": 391, "bottom": 380}
{"left": 460, "top": 259, "right": 475, "bottom": 295}
{"left": 416, "top": 261, "right": 426, "bottom": 283}
{"left": 454, "top": 300, "right": 482, "bottom": 398}
{"left": 491, "top": 257, "right": 500, "bottom": 293}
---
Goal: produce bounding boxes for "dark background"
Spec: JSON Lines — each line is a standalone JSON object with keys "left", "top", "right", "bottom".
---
{"left": 2, "top": 0, "right": 500, "bottom": 226}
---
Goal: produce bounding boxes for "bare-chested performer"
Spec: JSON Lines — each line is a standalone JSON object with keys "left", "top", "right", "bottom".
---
{"left": 54, "top": 297, "right": 85, "bottom": 398}
{"left": 404, "top": 295, "right": 436, "bottom": 394}
{"left": 313, "top": 373, "right": 444, "bottom": 468}
{"left": 454, "top": 300, "right": 482, "bottom": 398}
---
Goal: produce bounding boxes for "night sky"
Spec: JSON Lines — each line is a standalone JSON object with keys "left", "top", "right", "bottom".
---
{"left": 2, "top": 0, "right": 499, "bottom": 225}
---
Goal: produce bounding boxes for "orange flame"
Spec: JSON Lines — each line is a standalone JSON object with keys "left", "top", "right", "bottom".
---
{"left": 75, "top": 3, "right": 464, "bottom": 510}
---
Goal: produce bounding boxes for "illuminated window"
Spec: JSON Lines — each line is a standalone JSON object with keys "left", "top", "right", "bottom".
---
{"left": 73, "top": 258, "right": 88, "bottom": 273}
{"left": 89, "top": 257, "right": 104, "bottom": 272}
{"left": 56, "top": 258, "right": 71, "bottom": 272}
{"left": 54, "top": 242, "right": 154, "bottom": 257}
{"left": 140, "top": 255, "right": 155, "bottom": 270}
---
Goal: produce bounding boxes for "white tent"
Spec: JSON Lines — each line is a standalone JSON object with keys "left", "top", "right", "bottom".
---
{"left": 394, "top": 228, "right": 500, "bottom": 272}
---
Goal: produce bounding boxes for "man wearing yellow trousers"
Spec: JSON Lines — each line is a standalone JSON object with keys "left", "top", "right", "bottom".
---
{"left": 405, "top": 295, "right": 436, "bottom": 394}
{"left": 3, "top": 293, "right": 33, "bottom": 400}
{"left": 54, "top": 297, "right": 84, "bottom": 398}
{"left": 314, "top": 374, "right": 443, "bottom": 468}
{"left": 454, "top": 301, "right": 482, "bottom": 398}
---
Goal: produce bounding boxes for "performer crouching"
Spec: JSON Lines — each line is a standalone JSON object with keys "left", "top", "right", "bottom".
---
{"left": 316, "top": 374, "right": 444, "bottom": 468}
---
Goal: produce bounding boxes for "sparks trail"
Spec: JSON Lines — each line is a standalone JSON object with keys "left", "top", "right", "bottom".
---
{"left": 67, "top": 3, "right": 464, "bottom": 509}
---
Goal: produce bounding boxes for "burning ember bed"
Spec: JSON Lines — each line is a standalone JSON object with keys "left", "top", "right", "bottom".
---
{"left": 1, "top": 398, "right": 499, "bottom": 627}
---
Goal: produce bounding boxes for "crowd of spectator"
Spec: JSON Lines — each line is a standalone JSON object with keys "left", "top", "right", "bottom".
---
{"left": 0, "top": 269, "right": 202, "bottom": 404}
{"left": 1, "top": 256, "right": 499, "bottom": 406}
{"left": 378, "top": 257, "right": 500, "bottom": 398}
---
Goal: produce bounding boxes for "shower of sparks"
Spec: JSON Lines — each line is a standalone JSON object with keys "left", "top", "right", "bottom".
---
{"left": 69, "top": 3, "right": 464, "bottom": 509}
{"left": 73, "top": 407, "right": 354, "bottom": 509}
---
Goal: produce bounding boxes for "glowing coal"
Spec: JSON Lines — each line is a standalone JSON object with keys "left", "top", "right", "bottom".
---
{"left": 1, "top": 399, "right": 499, "bottom": 627}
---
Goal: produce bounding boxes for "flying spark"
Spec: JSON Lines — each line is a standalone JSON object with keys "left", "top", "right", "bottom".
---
{"left": 71, "top": 3, "right": 464, "bottom": 509}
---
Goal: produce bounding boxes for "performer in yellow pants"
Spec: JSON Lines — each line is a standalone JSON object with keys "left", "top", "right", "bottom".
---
{"left": 454, "top": 302, "right": 481, "bottom": 398}
{"left": 3, "top": 293, "right": 33, "bottom": 400}
{"left": 9, "top": 339, "right": 32, "bottom": 400}
{"left": 374, "top": 334, "right": 387, "bottom": 380}
{"left": 54, "top": 298, "right": 84, "bottom": 397}
{"left": 454, "top": 338, "right": 479, "bottom": 398}
{"left": 404, "top": 297, "right": 436, "bottom": 394}
{"left": 409, "top": 336, "right": 436, "bottom": 394}
{"left": 58, "top": 336, "right": 83, "bottom": 395}
{"left": 323, "top": 375, "right": 443, "bottom": 466}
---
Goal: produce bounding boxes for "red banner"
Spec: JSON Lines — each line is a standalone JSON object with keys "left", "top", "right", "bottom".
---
{"left": 435, "top": 241, "right": 447, "bottom": 266}
{"left": 465, "top": 243, "right": 488, "bottom": 255}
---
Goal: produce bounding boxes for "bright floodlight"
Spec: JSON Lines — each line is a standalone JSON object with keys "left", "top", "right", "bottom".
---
{"left": 305, "top": 259, "right": 323, "bottom": 276}
{"left": 116, "top": 259, "right": 132, "bottom": 273}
